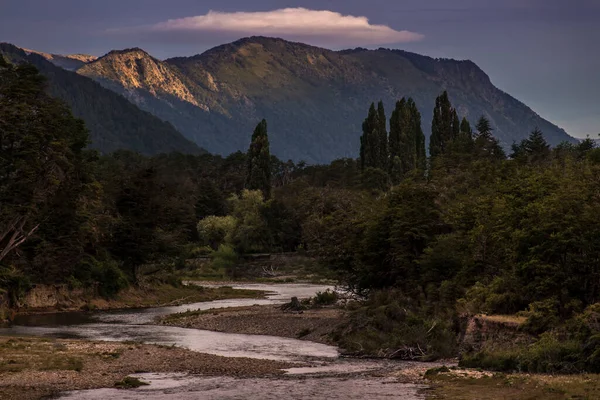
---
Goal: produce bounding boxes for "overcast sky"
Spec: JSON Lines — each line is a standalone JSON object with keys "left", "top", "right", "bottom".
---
{"left": 1, "top": 0, "right": 598, "bottom": 138}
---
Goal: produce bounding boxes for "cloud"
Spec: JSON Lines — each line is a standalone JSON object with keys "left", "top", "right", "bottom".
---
{"left": 118, "top": 8, "right": 424, "bottom": 47}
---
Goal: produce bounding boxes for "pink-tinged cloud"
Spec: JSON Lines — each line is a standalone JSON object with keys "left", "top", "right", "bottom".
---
{"left": 131, "top": 8, "right": 424, "bottom": 46}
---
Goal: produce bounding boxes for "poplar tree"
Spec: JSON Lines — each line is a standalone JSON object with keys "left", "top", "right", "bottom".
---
{"left": 389, "top": 99, "right": 405, "bottom": 163}
{"left": 360, "top": 103, "right": 382, "bottom": 170}
{"left": 377, "top": 101, "right": 388, "bottom": 170}
{"left": 246, "top": 119, "right": 272, "bottom": 198}
{"left": 430, "top": 91, "right": 458, "bottom": 158}
{"left": 411, "top": 100, "right": 427, "bottom": 172}
{"left": 399, "top": 99, "right": 417, "bottom": 174}
{"left": 454, "top": 117, "right": 474, "bottom": 154}
{"left": 389, "top": 97, "right": 426, "bottom": 181}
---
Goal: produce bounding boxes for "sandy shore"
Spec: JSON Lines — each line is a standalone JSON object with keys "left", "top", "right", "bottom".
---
{"left": 159, "top": 304, "right": 346, "bottom": 344}
{"left": 0, "top": 337, "right": 293, "bottom": 400}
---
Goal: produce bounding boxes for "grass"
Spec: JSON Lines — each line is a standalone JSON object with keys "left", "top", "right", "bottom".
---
{"left": 425, "top": 370, "right": 600, "bottom": 400}
{"left": 103, "top": 284, "right": 266, "bottom": 309}
{"left": 477, "top": 314, "right": 527, "bottom": 325}
{"left": 0, "top": 338, "right": 84, "bottom": 373}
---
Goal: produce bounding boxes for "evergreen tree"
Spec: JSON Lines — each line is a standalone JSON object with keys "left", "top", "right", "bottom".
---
{"left": 410, "top": 100, "right": 427, "bottom": 172}
{"left": 474, "top": 116, "right": 505, "bottom": 160}
{"left": 389, "top": 99, "right": 406, "bottom": 164}
{"left": 512, "top": 128, "right": 551, "bottom": 163}
{"left": 430, "top": 91, "right": 458, "bottom": 158}
{"left": 246, "top": 119, "right": 272, "bottom": 198}
{"left": 360, "top": 103, "right": 382, "bottom": 170}
{"left": 389, "top": 98, "right": 426, "bottom": 181}
{"left": 452, "top": 109, "right": 460, "bottom": 139}
{"left": 453, "top": 117, "right": 474, "bottom": 154}
{"left": 524, "top": 128, "right": 550, "bottom": 162}
{"left": 377, "top": 101, "right": 388, "bottom": 170}
{"left": 460, "top": 117, "right": 472, "bottom": 138}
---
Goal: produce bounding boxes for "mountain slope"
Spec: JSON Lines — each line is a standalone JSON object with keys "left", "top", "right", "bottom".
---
{"left": 21, "top": 48, "right": 98, "bottom": 71}
{"left": 79, "top": 37, "right": 575, "bottom": 163}
{"left": 0, "top": 43, "right": 203, "bottom": 155}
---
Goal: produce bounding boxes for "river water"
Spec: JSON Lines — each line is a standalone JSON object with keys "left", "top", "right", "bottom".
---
{"left": 1, "top": 283, "right": 430, "bottom": 399}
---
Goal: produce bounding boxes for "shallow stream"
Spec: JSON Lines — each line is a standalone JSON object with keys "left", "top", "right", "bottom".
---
{"left": 1, "top": 283, "right": 430, "bottom": 399}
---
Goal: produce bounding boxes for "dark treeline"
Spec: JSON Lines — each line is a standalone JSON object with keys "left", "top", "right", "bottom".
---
{"left": 2, "top": 61, "right": 600, "bottom": 373}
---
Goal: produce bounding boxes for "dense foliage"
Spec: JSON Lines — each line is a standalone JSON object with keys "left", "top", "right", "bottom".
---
{"left": 1, "top": 59, "right": 599, "bottom": 372}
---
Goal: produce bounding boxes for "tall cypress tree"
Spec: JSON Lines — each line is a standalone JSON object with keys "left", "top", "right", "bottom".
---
{"left": 399, "top": 99, "right": 417, "bottom": 174}
{"left": 389, "top": 97, "right": 425, "bottom": 180}
{"left": 430, "top": 91, "right": 456, "bottom": 158}
{"left": 410, "top": 99, "right": 427, "bottom": 172}
{"left": 360, "top": 103, "right": 382, "bottom": 170}
{"left": 389, "top": 99, "right": 405, "bottom": 182}
{"left": 454, "top": 117, "right": 474, "bottom": 154}
{"left": 452, "top": 109, "right": 460, "bottom": 139}
{"left": 389, "top": 99, "right": 405, "bottom": 162}
{"left": 377, "top": 101, "right": 388, "bottom": 170}
{"left": 246, "top": 119, "right": 272, "bottom": 198}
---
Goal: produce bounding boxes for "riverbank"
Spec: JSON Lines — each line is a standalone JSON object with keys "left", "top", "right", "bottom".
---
{"left": 159, "top": 304, "right": 345, "bottom": 344}
{"left": 2, "top": 284, "right": 266, "bottom": 320}
{"left": 0, "top": 336, "right": 293, "bottom": 400}
{"left": 422, "top": 367, "right": 600, "bottom": 399}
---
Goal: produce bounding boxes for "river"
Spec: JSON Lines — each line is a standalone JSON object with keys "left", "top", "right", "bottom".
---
{"left": 1, "top": 283, "right": 430, "bottom": 399}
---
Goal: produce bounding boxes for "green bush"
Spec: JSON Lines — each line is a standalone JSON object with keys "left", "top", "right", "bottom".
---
{"left": 0, "top": 266, "right": 31, "bottom": 306}
{"left": 78, "top": 257, "right": 129, "bottom": 298}
{"left": 333, "top": 290, "right": 457, "bottom": 360}
{"left": 211, "top": 244, "right": 239, "bottom": 277}
{"left": 461, "top": 333, "right": 586, "bottom": 373}
{"left": 520, "top": 298, "right": 561, "bottom": 334}
{"left": 312, "top": 289, "right": 338, "bottom": 306}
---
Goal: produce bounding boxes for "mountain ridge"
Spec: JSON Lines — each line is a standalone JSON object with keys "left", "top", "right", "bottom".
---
{"left": 1, "top": 43, "right": 204, "bottom": 156}
{"left": 19, "top": 37, "right": 576, "bottom": 163}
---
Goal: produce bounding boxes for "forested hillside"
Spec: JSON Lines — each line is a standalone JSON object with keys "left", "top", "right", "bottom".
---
{"left": 0, "top": 43, "right": 203, "bottom": 155}
{"left": 75, "top": 37, "right": 575, "bottom": 163}
{"left": 1, "top": 58, "right": 598, "bottom": 375}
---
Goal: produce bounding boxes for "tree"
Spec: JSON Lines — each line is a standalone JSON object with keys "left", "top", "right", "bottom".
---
{"left": 197, "top": 215, "right": 236, "bottom": 250}
{"left": 410, "top": 99, "right": 427, "bottom": 173}
{"left": 229, "top": 190, "right": 271, "bottom": 253}
{"left": 389, "top": 98, "right": 405, "bottom": 172}
{"left": 430, "top": 91, "right": 458, "bottom": 158}
{"left": 360, "top": 103, "right": 384, "bottom": 170}
{"left": 524, "top": 128, "right": 550, "bottom": 162}
{"left": 474, "top": 116, "right": 506, "bottom": 160}
{"left": 377, "top": 101, "right": 388, "bottom": 170}
{"left": 246, "top": 119, "right": 272, "bottom": 198}
{"left": 389, "top": 98, "right": 426, "bottom": 181}
{"left": 453, "top": 117, "right": 474, "bottom": 154}
{"left": 0, "top": 60, "right": 89, "bottom": 265}
{"left": 511, "top": 128, "right": 551, "bottom": 163}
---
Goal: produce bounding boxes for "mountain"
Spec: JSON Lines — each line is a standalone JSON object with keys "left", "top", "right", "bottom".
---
{"left": 0, "top": 43, "right": 203, "bottom": 155}
{"left": 55, "top": 37, "right": 580, "bottom": 163}
{"left": 21, "top": 48, "right": 98, "bottom": 71}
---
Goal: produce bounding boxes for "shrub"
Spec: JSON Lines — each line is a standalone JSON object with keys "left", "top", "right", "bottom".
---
{"left": 333, "top": 290, "right": 457, "bottom": 360}
{"left": 0, "top": 266, "right": 31, "bottom": 306}
{"left": 197, "top": 215, "right": 236, "bottom": 250}
{"left": 460, "top": 333, "right": 586, "bottom": 373}
{"left": 79, "top": 257, "right": 129, "bottom": 298}
{"left": 312, "top": 289, "right": 338, "bottom": 306}
{"left": 211, "top": 244, "right": 239, "bottom": 277}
